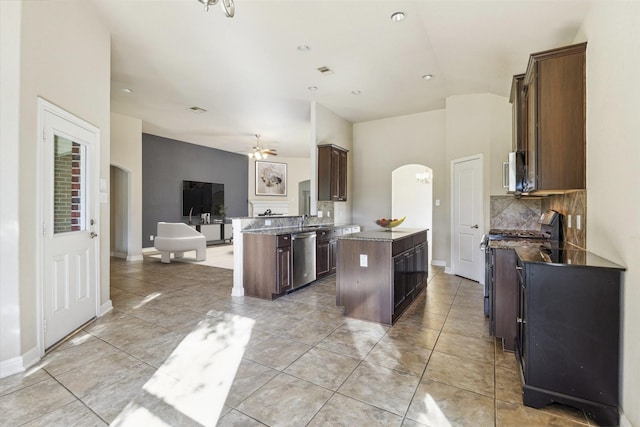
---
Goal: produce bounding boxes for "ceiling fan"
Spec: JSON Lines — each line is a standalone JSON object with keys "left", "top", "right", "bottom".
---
{"left": 247, "top": 134, "right": 277, "bottom": 159}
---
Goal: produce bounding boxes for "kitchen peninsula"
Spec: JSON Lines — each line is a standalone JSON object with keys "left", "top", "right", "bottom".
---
{"left": 336, "top": 228, "right": 428, "bottom": 325}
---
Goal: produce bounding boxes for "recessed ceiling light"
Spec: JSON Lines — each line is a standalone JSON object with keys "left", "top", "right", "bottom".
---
{"left": 422, "top": 74, "right": 434, "bottom": 80}
{"left": 308, "top": 86, "right": 318, "bottom": 91}
{"left": 121, "top": 88, "right": 133, "bottom": 94}
{"left": 297, "top": 45, "right": 310, "bottom": 52}
{"left": 351, "top": 90, "right": 361, "bottom": 95}
{"left": 390, "top": 11, "right": 406, "bottom": 22}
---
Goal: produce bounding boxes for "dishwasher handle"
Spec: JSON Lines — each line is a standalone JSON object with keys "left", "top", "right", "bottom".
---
{"left": 292, "top": 232, "right": 316, "bottom": 240}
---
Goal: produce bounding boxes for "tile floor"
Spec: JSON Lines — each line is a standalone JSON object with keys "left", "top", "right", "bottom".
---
{"left": 0, "top": 258, "right": 598, "bottom": 426}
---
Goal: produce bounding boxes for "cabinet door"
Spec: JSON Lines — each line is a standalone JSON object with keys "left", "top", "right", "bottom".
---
{"left": 316, "top": 240, "right": 330, "bottom": 276}
{"left": 494, "top": 248, "right": 518, "bottom": 351}
{"left": 404, "top": 250, "right": 416, "bottom": 298}
{"left": 337, "top": 149, "right": 347, "bottom": 201}
{"left": 330, "top": 149, "right": 340, "bottom": 200}
{"left": 329, "top": 239, "right": 338, "bottom": 274}
{"left": 277, "top": 246, "right": 292, "bottom": 293}
{"left": 414, "top": 243, "right": 427, "bottom": 291}
{"left": 393, "top": 255, "right": 406, "bottom": 311}
{"left": 525, "top": 72, "right": 538, "bottom": 192}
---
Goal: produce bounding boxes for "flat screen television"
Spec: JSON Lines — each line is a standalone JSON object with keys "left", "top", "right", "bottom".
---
{"left": 182, "top": 181, "right": 224, "bottom": 216}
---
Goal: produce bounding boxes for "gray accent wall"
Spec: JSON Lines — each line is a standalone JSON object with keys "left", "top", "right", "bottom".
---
{"left": 142, "top": 133, "right": 248, "bottom": 247}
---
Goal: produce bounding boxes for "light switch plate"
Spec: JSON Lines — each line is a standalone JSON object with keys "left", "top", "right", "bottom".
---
{"left": 318, "top": 211, "right": 323, "bottom": 218}
{"left": 576, "top": 215, "right": 581, "bottom": 230}
{"left": 265, "top": 219, "right": 271, "bottom": 226}
{"left": 567, "top": 214, "right": 572, "bottom": 228}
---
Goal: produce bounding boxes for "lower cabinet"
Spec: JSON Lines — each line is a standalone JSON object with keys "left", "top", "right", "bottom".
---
{"left": 515, "top": 251, "right": 623, "bottom": 426}
{"left": 337, "top": 229, "right": 428, "bottom": 325}
{"left": 243, "top": 233, "right": 292, "bottom": 299}
{"left": 276, "top": 242, "right": 292, "bottom": 294}
{"left": 317, "top": 228, "right": 341, "bottom": 278}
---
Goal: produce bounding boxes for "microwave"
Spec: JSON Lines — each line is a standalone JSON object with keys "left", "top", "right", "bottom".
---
{"left": 503, "top": 151, "right": 525, "bottom": 193}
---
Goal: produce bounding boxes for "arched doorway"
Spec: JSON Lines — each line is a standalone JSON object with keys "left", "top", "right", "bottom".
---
{"left": 392, "top": 164, "right": 433, "bottom": 263}
{"left": 110, "top": 165, "right": 130, "bottom": 259}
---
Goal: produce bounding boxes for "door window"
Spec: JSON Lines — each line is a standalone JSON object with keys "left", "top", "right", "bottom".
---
{"left": 53, "top": 135, "right": 86, "bottom": 233}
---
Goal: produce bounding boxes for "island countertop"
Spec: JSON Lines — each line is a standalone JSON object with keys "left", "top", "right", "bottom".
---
{"left": 338, "top": 228, "right": 429, "bottom": 242}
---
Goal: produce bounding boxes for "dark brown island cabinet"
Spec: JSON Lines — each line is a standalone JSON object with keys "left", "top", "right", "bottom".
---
{"left": 318, "top": 144, "right": 348, "bottom": 202}
{"left": 522, "top": 42, "right": 587, "bottom": 193}
{"left": 336, "top": 229, "right": 428, "bottom": 325}
{"left": 243, "top": 233, "right": 292, "bottom": 299}
{"left": 514, "top": 247, "right": 625, "bottom": 426}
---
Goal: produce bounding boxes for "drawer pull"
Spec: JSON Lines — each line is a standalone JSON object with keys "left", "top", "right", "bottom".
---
{"left": 515, "top": 266, "right": 523, "bottom": 271}
{"left": 517, "top": 317, "right": 526, "bottom": 324}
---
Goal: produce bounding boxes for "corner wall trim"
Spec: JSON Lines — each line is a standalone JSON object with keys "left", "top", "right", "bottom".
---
{"left": 0, "top": 346, "right": 40, "bottom": 379}
{"left": 100, "top": 300, "right": 113, "bottom": 316}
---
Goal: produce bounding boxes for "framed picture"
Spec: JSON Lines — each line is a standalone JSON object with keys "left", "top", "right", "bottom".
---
{"left": 255, "top": 161, "right": 287, "bottom": 196}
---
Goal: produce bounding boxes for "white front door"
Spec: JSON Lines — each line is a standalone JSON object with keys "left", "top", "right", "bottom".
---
{"left": 40, "top": 99, "right": 100, "bottom": 349}
{"left": 451, "top": 155, "right": 483, "bottom": 282}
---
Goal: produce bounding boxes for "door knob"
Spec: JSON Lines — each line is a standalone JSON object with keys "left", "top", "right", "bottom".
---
{"left": 90, "top": 232, "right": 98, "bottom": 239}
{"left": 471, "top": 224, "right": 479, "bottom": 229}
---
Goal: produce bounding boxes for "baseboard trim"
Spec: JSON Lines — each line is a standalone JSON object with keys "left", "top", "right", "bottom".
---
{"left": 431, "top": 259, "right": 446, "bottom": 267}
{"left": 142, "top": 247, "right": 157, "bottom": 254}
{"left": 110, "top": 251, "right": 127, "bottom": 259}
{"left": 619, "top": 411, "right": 632, "bottom": 427}
{"left": 0, "top": 346, "right": 40, "bottom": 379}
{"left": 444, "top": 266, "right": 453, "bottom": 275}
{"left": 126, "top": 254, "right": 144, "bottom": 262}
{"left": 100, "top": 300, "right": 113, "bottom": 316}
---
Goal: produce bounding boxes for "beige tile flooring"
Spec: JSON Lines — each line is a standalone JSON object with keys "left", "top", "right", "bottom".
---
{"left": 0, "top": 258, "right": 597, "bottom": 426}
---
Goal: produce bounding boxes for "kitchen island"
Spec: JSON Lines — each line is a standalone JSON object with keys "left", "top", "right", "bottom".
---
{"left": 336, "top": 228, "right": 428, "bottom": 325}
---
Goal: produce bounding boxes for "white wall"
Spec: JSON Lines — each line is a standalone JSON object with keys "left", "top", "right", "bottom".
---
{"left": 353, "top": 110, "right": 448, "bottom": 261}
{"left": 0, "top": 0, "right": 111, "bottom": 372}
{"left": 0, "top": 0, "right": 23, "bottom": 373}
{"left": 575, "top": 3, "right": 640, "bottom": 425}
{"left": 445, "top": 94, "right": 513, "bottom": 234}
{"left": 248, "top": 156, "right": 310, "bottom": 216}
{"left": 314, "top": 103, "right": 354, "bottom": 225}
{"left": 110, "top": 113, "right": 143, "bottom": 260}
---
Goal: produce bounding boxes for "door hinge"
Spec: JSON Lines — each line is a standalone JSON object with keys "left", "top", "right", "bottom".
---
{"left": 43, "top": 319, "right": 47, "bottom": 332}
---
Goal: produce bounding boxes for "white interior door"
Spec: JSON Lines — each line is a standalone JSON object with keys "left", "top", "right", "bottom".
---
{"left": 451, "top": 155, "right": 483, "bottom": 281}
{"left": 41, "top": 99, "right": 100, "bottom": 349}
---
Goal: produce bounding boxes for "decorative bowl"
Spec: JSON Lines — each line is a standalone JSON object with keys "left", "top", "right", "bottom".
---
{"left": 375, "top": 216, "right": 406, "bottom": 229}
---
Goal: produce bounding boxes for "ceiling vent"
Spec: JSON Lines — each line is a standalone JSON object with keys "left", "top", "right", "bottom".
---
{"left": 317, "top": 66, "right": 334, "bottom": 75}
{"left": 188, "top": 106, "right": 207, "bottom": 113}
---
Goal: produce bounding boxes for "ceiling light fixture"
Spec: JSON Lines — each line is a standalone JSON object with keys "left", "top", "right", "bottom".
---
{"left": 297, "top": 45, "right": 311, "bottom": 52}
{"left": 247, "top": 134, "right": 277, "bottom": 159}
{"left": 351, "top": 90, "right": 361, "bottom": 95}
{"left": 308, "top": 86, "right": 318, "bottom": 91}
{"left": 196, "top": 0, "right": 234, "bottom": 17}
{"left": 422, "top": 74, "right": 434, "bottom": 80}
{"left": 390, "top": 11, "right": 406, "bottom": 22}
{"left": 188, "top": 106, "right": 207, "bottom": 113}
{"left": 121, "top": 88, "right": 133, "bottom": 94}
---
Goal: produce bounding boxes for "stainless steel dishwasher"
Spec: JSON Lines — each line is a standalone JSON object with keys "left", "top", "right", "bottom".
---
{"left": 291, "top": 232, "right": 317, "bottom": 288}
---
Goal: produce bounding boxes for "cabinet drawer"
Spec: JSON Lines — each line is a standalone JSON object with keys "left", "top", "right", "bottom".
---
{"left": 392, "top": 236, "right": 413, "bottom": 256}
{"left": 316, "top": 230, "right": 330, "bottom": 241}
{"left": 277, "top": 234, "right": 291, "bottom": 247}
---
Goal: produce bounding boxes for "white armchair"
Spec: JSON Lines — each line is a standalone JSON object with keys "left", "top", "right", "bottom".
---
{"left": 154, "top": 222, "right": 206, "bottom": 264}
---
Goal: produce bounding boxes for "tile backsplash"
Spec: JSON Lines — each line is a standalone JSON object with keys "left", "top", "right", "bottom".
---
{"left": 490, "top": 190, "right": 587, "bottom": 249}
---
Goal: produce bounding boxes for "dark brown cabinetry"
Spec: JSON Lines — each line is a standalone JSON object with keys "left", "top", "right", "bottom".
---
{"left": 515, "top": 248, "right": 624, "bottom": 426}
{"left": 243, "top": 233, "right": 292, "bottom": 299}
{"left": 509, "top": 74, "right": 526, "bottom": 152}
{"left": 337, "top": 229, "right": 428, "bottom": 325}
{"left": 318, "top": 144, "right": 348, "bottom": 201}
{"left": 523, "top": 42, "right": 586, "bottom": 192}
{"left": 317, "top": 228, "right": 342, "bottom": 278}
{"left": 490, "top": 248, "right": 518, "bottom": 351}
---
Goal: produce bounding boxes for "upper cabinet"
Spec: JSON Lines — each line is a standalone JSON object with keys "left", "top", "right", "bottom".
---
{"left": 318, "top": 144, "right": 348, "bottom": 201}
{"left": 522, "top": 42, "right": 586, "bottom": 193}
{"left": 510, "top": 74, "right": 526, "bottom": 152}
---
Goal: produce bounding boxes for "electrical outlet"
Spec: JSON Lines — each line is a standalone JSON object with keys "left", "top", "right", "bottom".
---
{"left": 576, "top": 215, "right": 582, "bottom": 230}
{"left": 318, "top": 211, "right": 323, "bottom": 218}
{"left": 150, "top": 235, "right": 154, "bottom": 241}
{"left": 567, "top": 214, "right": 572, "bottom": 229}
{"left": 360, "top": 254, "right": 368, "bottom": 267}
{"left": 435, "top": 199, "right": 440, "bottom": 207}
{"left": 327, "top": 211, "right": 331, "bottom": 218}
{"left": 265, "top": 219, "right": 272, "bottom": 226}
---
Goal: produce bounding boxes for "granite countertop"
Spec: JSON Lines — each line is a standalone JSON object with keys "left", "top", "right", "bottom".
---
{"left": 339, "top": 228, "right": 428, "bottom": 242}
{"left": 242, "top": 224, "right": 359, "bottom": 236}
{"left": 515, "top": 246, "right": 625, "bottom": 270}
